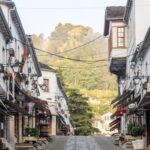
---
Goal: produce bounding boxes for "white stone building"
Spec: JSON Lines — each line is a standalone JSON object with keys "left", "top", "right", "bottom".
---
{"left": 104, "top": 6, "right": 128, "bottom": 134}
{"left": 0, "top": 1, "right": 44, "bottom": 149}
{"left": 105, "top": 0, "right": 150, "bottom": 148}
{"left": 124, "top": 0, "right": 150, "bottom": 147}
{"left": 38, "top": 63, "right": 74, "bottom": 135}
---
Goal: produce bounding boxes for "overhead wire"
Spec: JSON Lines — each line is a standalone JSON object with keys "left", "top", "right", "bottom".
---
{"left": 17, "top": 5, "right": 150, "bottom": 10}
{"left": 14, "top": 35, "right": 139, "bottom": 65}
{"left": 14, "top": 37, "right": 108, "bottom": 64}
{"left": 17, "top": 6, "right": 109, "bottom": 10}
{"left": 45, "top": 63, "right": 107, "bottom": 70}
{"left": 54, "top": 35, "right": 103, "bottom": 55}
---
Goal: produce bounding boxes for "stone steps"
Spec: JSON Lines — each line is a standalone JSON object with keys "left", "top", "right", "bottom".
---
{"left": 126, "top": 141, "right": 133, "bottom": 150}
{"left": 0, "top": 138, "right": 14, "bottom": 150}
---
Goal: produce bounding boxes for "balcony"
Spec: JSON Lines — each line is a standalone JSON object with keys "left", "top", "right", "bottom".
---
{"left": 39, "top": 120, "right": 50, "bottom": 126}
{"left": 109, "top": 48, "right": 127, "bottom": 76}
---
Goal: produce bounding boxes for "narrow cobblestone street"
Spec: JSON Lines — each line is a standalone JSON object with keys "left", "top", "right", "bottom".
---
{"left": 46, "top": 136, "right": 123, "bottom": 150}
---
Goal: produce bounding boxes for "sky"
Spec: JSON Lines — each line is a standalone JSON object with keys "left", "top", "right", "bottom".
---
{"left": 13, "top": 0, "right": 127, "bottom": 37}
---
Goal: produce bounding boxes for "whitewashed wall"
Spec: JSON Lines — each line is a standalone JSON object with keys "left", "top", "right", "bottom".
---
{"left": 38, "top": 70, "right": 57, "bottom": 115}
{"left": 126, "top": 0, "right": 150, "bottom": 90}
{"left": 135, "top": 0, "right": 150, "bottom": 44}
{"left": 109, "top": 22, "right": 127, "bottom": 59}
{"left": 38, "top": 69, "right": 72, "bottom": 129}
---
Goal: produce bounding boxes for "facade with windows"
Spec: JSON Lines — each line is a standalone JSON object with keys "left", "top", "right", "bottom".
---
{"left": 105, "top": 0, "right": 150, "bottom": 148}
{"left": 38, "top": 63, "right": 74, "bottom": 136}
{"left": 0, "top": 1, "right": 51, "bottom": 149}
{"left": 104, "top": 6, "right": 127, "bottom": 134}
{"left": 124, "top": 0, "right": 150, "bottom": 147}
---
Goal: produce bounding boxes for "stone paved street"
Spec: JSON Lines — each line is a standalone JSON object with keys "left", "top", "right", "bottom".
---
{"left": 46, "top": 136, "right": 123, "bottom": 150}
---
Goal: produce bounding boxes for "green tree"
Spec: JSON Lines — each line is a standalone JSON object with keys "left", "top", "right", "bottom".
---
{"left": 32, "top": 23, "right": 117, "bottom": 123}
{"left": 67, "top": 89, "right": 97, "bottom": 135}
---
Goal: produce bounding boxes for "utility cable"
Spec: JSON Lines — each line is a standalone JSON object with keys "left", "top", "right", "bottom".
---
{"left": 54, "top": 35, "right": 103, "bottom": 54}
{"left": 17, "top": 5, "right": 149, "bottom": 10}
{"left": 14, "top": 37, "right": 108, "bottom": 64}
{"left": 14, "top": 37, "right": 140, "bottom": 64}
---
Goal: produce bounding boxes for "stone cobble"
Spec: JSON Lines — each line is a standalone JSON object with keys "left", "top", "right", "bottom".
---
{"left": 46, "top": 135, "right": 123, "bottom": 150}
{"left": 65, "top": 136, "right": 101, "bottom": 150}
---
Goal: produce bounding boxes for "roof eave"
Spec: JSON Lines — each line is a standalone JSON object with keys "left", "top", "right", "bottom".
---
{"left": 104, "top": 18, "right": 124, "bottom": 36}
{"left": 124, "top": 0, "right": 133, "bottom": 23}
{"left": 139, "top": 27, "right": 150, "bottom": 57}
{"left": 11, "top": 9, "right": 26, "bottom": 43}
{"left": 0, "top": 0, "right": 15, "bottom": 7}
{"left": 39, "top": 62, "right": 56, "bottom": 72}
{"left": 0, "top": 7, "right": 12, "bottom": 41}
{"left": 26, "top": 35, "right": 42, "bottom": 77}
{"left": 56, "top": 77, "right": 69, "bottom": 102}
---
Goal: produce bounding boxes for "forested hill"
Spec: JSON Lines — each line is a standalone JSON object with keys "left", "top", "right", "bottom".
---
{"left": 32, "top": 23, "right": 117, "bottom": 115}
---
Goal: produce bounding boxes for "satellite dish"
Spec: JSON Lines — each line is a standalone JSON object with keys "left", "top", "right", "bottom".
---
{"left": 128, "top": 103, "right": 136, "bottom": 109}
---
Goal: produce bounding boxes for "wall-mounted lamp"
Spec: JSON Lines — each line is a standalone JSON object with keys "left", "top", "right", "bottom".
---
{"left": 128, "top": 103, "right": 137, "bottom": 110}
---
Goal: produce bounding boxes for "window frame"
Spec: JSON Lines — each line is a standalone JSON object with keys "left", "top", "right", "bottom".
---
{"left": 117, "top": 27, "right": 126, "bottom": 48}
{"left": 43, "top": 78, "right": 49, "bottom": 93}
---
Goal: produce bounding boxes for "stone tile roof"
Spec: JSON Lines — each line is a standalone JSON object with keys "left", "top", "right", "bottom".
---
{"left": 105, "top": 6, "right": 125, "bottom": 20}
{"left": 39, "top": 62, "right": 56, "bottom": 72}
{"left": 104, "top": 6, "right": 125, "bottom": 36}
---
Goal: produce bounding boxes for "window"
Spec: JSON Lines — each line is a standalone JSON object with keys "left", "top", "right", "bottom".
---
{"left": 117, "top": 27, "right": 125, "bottom": 48}
{"left": 43, "top": 79, "right": 49, "bottom": 92}
{"left": 96, "top": 122, "right": 99, "bottom": 128}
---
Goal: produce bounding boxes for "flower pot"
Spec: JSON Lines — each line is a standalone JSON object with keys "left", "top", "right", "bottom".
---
{"left": 132, "top": 141, "right": 138, "bottom": 150}
{"left": 136, "top": 139, "right": 144, "bottom": 149}
{"left": 132, "top": 139, "right": 145, "bottom": 150}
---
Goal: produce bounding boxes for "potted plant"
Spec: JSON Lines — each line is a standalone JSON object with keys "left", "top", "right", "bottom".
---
{"left": 128, "top": 123, "right": 145, "bottom": 150}
{"left": 25, "top": 127, "right": 38, "bottom": 137}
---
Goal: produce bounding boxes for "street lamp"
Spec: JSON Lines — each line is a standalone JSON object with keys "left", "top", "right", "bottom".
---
{"left": 128, "top": 103, "right": 137, "bottom": 110}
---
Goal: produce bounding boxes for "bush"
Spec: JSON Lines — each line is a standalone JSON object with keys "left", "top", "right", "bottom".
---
{"left": 25, "top": 128, "right": 38, "bottom": 137}
{"left": 127, "top": 122, "right": 144, "bottom": 137}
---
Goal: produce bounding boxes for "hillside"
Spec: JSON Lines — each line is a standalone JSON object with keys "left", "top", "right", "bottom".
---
{"left": 32, "top": 23, "right": 117, "bottom": 115}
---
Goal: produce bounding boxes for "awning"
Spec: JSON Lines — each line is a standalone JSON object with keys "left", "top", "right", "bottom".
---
{"left": 111, "top": 94, "right": 127, "bottom": 105}
{"left": 58, "top": 114, "right": 66, "bottom": 125}
{"left": 109, "top": 117, "right": 121, "bottom": 127}
{"left": 123, "top": 95, "right": 141, "bottom": 107}
{"left": 0, "top": 107, "right": 8, "bottom": 115}
{"left": 111, "top": 90, "right": 133, "bottom": 105}
{"left": 4, "top": 100, "right": 27, "bottom": 114}
{"left": 111, "top": 108, "right": 126, "bottom": 119}
{"left": 112, "top": 90, "right": 134, "bottom": 108}
{"left": 138, "top": 91, "right": 150, "bottom": 107}
{"left": 110, "top": 122, "right": 120, "bottom": 131}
